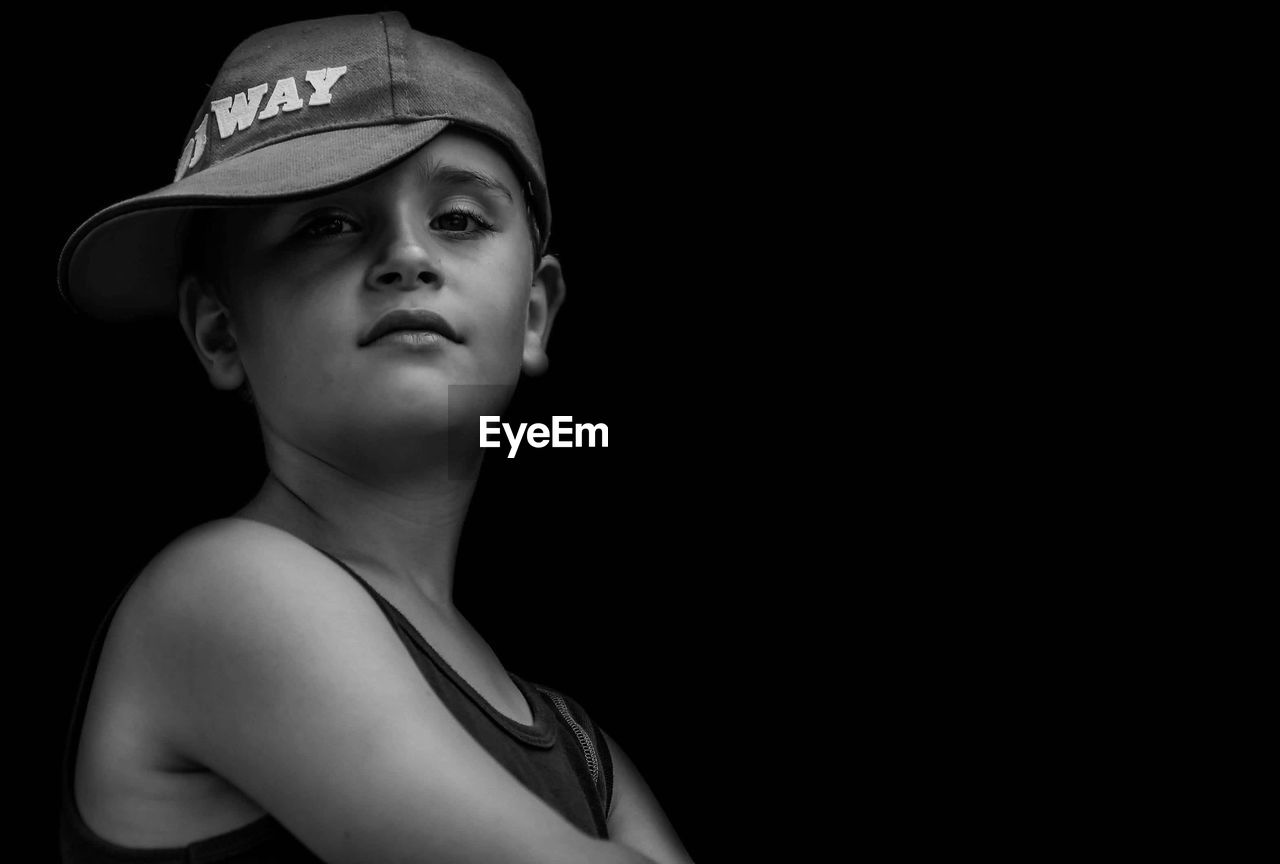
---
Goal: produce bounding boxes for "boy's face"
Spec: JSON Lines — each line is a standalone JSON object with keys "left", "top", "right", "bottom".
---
{"left": 193, "top": 128, "right": 560, "bottom": 448}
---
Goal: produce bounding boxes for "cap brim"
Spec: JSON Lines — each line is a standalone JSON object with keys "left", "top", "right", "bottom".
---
{"left": 60, "top": 119, "right": 452, "bottom": 322}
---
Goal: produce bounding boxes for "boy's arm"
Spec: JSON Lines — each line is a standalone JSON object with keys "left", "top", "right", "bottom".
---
{"left": 604, "top": 729, "right": 696, "bottom": 864}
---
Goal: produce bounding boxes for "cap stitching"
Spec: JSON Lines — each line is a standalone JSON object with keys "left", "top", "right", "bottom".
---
{"left": 381, "top": 13, "right": 398, "bottom": 117}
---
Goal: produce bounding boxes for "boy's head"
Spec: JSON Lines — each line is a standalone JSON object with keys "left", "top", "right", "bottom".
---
{"left": 58, "top": 12, "right": 553, "bottom": 324}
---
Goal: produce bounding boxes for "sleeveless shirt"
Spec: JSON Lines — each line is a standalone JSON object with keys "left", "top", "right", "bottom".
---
{"left": 60, "top": 546, "right": 615, "bottom": 863}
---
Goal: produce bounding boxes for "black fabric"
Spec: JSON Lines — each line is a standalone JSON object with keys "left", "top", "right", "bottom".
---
{"left": 61, "top": 544, "right": 613, "bottom": 863}
{"left": 563, "top": 690, "right": 615, "bottom": 821}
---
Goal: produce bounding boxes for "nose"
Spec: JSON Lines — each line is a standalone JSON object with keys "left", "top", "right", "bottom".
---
{"left": 365, "top": 211, "right": 443, "bottom": 292}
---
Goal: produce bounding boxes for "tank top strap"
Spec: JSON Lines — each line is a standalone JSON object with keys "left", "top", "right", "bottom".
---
{"left": 308, "top": 546, "right": 384, "bottom": 605}
{"left": 306, "top": 545, "right": 557, "bottom": 747}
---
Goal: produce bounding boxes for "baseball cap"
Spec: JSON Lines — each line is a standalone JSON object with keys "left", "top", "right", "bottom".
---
{"left": 57, "top": 11, "right": 551, "bottom": 322}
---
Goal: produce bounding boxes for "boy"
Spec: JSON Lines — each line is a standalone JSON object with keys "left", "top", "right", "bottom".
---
{"left": 57, "top": 13, "right": 693, "bottom": 864}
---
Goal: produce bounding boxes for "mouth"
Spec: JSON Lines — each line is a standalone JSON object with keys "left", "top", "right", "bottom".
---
{"left": 359, "top": 308, "right": 462, "bottom": 347}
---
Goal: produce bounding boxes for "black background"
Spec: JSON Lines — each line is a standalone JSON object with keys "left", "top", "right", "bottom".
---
{"left": 24, "top": 5, "right": 807, "bottom": 862}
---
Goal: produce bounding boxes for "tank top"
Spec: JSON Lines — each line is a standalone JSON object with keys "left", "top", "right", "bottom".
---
{"left": 60, "top": 546, "right": 615, "bottom": 863}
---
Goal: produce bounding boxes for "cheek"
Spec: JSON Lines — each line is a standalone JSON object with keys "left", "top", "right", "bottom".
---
{"left": 467, "top": 260, "right": 533, "bottom": 370}
{"left": 238, "top": 296, "right": 348, "bottom": 405}
{"left": 483, "top": 286, "right": 531, "bottom": 365}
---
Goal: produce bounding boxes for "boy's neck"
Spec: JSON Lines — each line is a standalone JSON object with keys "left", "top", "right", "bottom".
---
{"left": 232, "top": 443, "right": 481, "bottom": 616}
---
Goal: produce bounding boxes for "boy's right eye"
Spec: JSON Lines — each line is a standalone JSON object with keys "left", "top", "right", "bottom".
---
{"left": 300, "top": 213, "right": 360, "bottom": 238}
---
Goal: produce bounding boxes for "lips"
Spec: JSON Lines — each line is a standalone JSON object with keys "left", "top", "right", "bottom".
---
{"left": 359, "top": 308, "right": 461, "bottom": 346}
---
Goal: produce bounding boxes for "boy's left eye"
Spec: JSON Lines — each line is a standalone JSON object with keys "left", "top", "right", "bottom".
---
{"left": 431, "top": 208, "right": 495, "bottom": 234}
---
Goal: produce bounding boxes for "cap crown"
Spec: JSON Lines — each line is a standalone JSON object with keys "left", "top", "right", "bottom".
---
{"left": 173, "top": 12, "right": 548, "bottom": 235}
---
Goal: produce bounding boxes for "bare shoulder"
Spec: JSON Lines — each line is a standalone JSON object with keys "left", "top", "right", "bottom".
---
{"left": 121, "top": 518, "right": 627, "bottom": 863}
{"left": 123, "top": 516, "right": 368, "bottom": 735}
{"left": 135, "top": 516, "right": 331, "bottom": 608}
{"left": 129, "top": 516, "right": 374, "bottom": 665}
{"left": 125, "top": 514, "right": 417, "bottom": 762}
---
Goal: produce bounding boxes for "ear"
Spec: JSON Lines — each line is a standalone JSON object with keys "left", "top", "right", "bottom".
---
{"left": 177, "top": 274, "right": 246, "bottom": 391}
{"left": 522, "top": 254, "right": 566, "bottom": 377}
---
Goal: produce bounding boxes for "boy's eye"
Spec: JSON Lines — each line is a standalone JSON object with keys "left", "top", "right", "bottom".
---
{"left": 301, "top": 214, "right": 359, "bottom": 238}
{"left": 432, "top": 208, "right": 494, "bottom": 235}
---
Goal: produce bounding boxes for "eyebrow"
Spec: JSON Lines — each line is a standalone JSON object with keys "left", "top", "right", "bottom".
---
{"left": 418, "top": 161, "right": 515, "bottom": 203}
